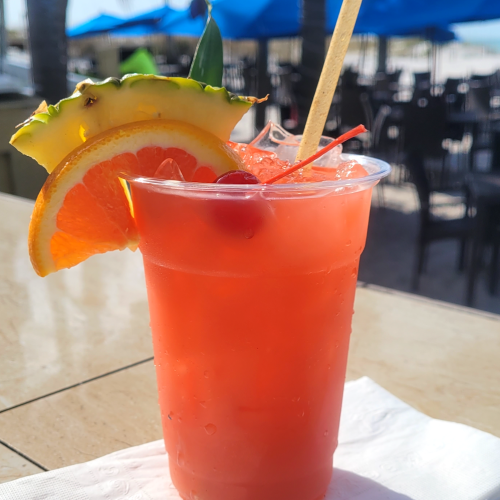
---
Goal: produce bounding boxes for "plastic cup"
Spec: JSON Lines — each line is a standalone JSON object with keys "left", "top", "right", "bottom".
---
{"left": 127, "top": 153, "right": 390, "bottom": 500}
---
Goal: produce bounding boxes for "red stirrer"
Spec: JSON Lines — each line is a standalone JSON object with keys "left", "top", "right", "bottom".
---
{"left": 262, "top": 124, "right": 366, "bottom": 185}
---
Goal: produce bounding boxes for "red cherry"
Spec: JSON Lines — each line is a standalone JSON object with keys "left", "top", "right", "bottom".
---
{"left": 210, "top": 171, "right": 266, "bottom": 238}
{"left": 215, "top": 170, "right": 261, "bottom": 184}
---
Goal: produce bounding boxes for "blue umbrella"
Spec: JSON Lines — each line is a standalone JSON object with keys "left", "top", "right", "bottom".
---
{"left": 117, "top": 5, "right": 174, "bottom": 28}
{"left": 159, "top": 0, "right": 298, "bottom": 39}
{"left": 158, "top": 8, "right": 204, "bottom": 37}
{"left": 107, "top": 8, "right": 177, "bottom": 37}
{"left": 327, "top": 0, "right": 480, "bottom": 37}
{"left": 461, "top": 0, "right": 500, "bottom": 23}
{"left": 67, "top": 6, "right": 177, "bottom": 38}
{"left": 110, "top": 24, "right": 164, "bottom": 37}
{"left": 385, "top": 25, "right": 456, "bottom": 43}
{"left": 163, "top": 0, "right": 475, "bottom": 39}
{"left": 67, "top": 13, "right": 124, "bottom": 39}
{"left": 68, "top": 0, "right": 500, "bottom": 40}
{"left": 423, "top": 26, "right": 456, "bottom": 43}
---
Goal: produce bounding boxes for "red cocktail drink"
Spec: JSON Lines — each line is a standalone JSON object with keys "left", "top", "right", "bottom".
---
{"left": 128, "top": 145, "right": 389, "bottom": 500}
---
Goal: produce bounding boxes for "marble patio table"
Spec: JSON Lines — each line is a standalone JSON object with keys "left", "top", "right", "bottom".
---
{"left": 0, "top": 192, "right": 499, "bottom": 483}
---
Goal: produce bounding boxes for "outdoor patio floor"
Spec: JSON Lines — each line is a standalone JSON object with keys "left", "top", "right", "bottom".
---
{"left": 360, "top": 184, "right": 500, "bottom": 315}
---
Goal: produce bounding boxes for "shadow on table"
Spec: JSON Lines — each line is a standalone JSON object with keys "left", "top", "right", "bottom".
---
{"left": 326, "top": 469, "right": 415, "bottom": 500}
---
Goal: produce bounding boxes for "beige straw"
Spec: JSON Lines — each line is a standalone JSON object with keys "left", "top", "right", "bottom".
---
{"left": 296, "top": 0, "right": 364, "bottom": 161}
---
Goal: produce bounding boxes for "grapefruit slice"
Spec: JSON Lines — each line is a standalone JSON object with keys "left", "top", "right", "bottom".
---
{"left": 29, "top": 119, "right": 244, "bottom": 277}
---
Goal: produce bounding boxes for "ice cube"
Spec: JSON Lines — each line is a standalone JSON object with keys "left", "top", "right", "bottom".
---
{"left": 250, "top": 121, "right": 343, "bottom": 167}
{"left": 154, "top": 158, "right": 185, "bottom": 181}
{"left": 250, "top": 122, "right": 300, "bottom": 152}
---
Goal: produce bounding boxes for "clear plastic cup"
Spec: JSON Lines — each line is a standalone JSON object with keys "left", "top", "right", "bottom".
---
{"left": 126, "top": 151, "right": 390, "bottom": 500}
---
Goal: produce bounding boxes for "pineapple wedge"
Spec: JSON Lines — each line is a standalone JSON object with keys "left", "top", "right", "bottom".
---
{"left": 11, "top": 74, "right": 259, "bottom": 173}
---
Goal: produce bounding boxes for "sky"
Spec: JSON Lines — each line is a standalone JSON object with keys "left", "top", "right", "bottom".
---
{"left": 453, "top": 19, "right": 500, "bottom": 51}
{"left": 5, "top": 0, "right": 190, "bottom": 30}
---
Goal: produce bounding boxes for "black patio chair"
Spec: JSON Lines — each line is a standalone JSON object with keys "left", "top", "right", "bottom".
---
{"left": 369, "top": 103, "right": 409, "bottom": 187}
{"left": 470, "top": 73, "right": 496, "bottom": 88}
{"left": 274, "top": 65, "right": 300, "bottom": 131}
{"left": 402, "top": 99, "right": 474, "bottom": 289}
{"left": 467, "top": 85, "right": 492, "bottom": 120}
{"left": 412, "top": 72, "right": 432, "bottom": 101}
{"left": 403, "top": 96, "right": 449, "bottom": 188}
{"left": 490, "top": 130, "right": 500, "bottom": 173}
{"left": 368, "top": 104, "right": 400, "bottom": 204}
{"left": 488, "top": 206, "right": 500, "bottom": 295}
{"left": 387, "top": 69, "right": 402, "bottom": 85}
{"left": 242, "top": 60, "right": 257, "bottom": 96}
{"left": 335, "top": 87, "right": 373, "bottom": 153}
{"left": 414, "top": 72, "right": 431, "bottom": 89}
{"left": 442, "top": 78, "right": 468, "bottom": 143}
{"left": 466, "top": 85, "right": 495, "bottom": 171}
{"left": 406, "top": 150, "right": 474, "bottom": 291}
{"left": 463, "top": 174, "right": 500, "bottom": 304}
{"left": 443, "top": 78, "right": 467, "bottom": 113}
{"left": 370, "top": 71, "right": 402, "bottom": 114}
{"left": 371, "top": 104, "right": 404, "bottom": 161}
{"left": 340, "top": 67, "right": 359, "bottom": 89}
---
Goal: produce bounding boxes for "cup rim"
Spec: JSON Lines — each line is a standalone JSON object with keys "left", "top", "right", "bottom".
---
{"left": 122, "top": 153, "right": 391, "bottom": 194}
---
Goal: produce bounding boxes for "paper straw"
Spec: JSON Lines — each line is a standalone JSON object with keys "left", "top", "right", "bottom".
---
{"left": 296, "top": 0, "right": 363, "bottom": 161}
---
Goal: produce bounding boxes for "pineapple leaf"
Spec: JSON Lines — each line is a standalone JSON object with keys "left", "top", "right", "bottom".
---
{"left": 189, "top": 0, "right": 223, "bottom": 87}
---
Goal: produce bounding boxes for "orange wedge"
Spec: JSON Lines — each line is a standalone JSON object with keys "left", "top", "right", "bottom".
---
{"left": 29, "top": 119, "right": 243, "bottom": 276}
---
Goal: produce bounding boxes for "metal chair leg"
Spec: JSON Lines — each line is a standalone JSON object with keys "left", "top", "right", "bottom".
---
{"left": 467, "top": 202, "right": 487, "bottom": 307}
{"left": 489, "top": 238, "right": 500, "bottom": 295}
{"left": 376, "top": 181, "right": 386, "bottom": 208}
{"left": 412, "top": 240, "right": 427, "bottom": 291}
{"left": 466, "top": 238, "right": 482, "bottom": 307}
{"left": 458, "top": 238, "right": 468, "bottom": 272}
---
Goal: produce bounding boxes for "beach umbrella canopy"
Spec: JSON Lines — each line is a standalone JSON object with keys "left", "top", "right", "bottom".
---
{"left": 117, "top": 5, "right": 175, "bottom": 28}
{"left": 327, "top": 0, "right": 491, "bottom": 37}
{"left": 68, "top": 0, "right": 500, "bottom": 40}
{"left": 67, "top": 14, "right": 124, "bottom": 39}
{"left": 391, "top": 25, "right": 456, "bottom": 43}
{"left": 462, "top": 0, "right": 500, "bottom": 23}
{"left": 110, "top": 24, "right": 164, "bottom": 37}
{"left": 67, "top": 6, "right": 176, "bottom": 38}
{"left": 161, "top": 0, "right": 298, "bottom": 39}
{"left": 163, "top": 0, "right": 491, "bottom": 39}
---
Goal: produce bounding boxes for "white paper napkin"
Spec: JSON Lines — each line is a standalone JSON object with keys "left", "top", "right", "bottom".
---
{"left": 2, "top": 377, "right": 500, "bottom": 500}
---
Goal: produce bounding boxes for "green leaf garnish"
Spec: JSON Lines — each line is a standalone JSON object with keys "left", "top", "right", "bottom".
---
{"left": 189, "top": 0, "right": 223, "bottom": 87}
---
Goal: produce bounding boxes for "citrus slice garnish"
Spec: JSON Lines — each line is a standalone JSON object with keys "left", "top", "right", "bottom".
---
{"left": 29, "top": 119, "right": 243, "bottom": 276}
